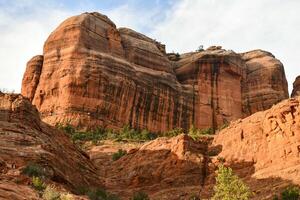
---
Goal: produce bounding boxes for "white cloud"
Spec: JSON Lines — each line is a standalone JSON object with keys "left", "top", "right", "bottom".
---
{"left": 0, "top": 3, "right": 72, "bottom": 92}
{"left": 1, "top": 0, "right": 299, "bottom": 94}
{"left": 105, "top": 3, "right": 164, "bottom": 33}
{"left": 150, "top": 0, "right": 300, "bottom": 93}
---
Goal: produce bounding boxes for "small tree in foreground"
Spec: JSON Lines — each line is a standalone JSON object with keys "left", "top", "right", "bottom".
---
{"left": 212, "top": 164, "right": 251, "bottom": 200}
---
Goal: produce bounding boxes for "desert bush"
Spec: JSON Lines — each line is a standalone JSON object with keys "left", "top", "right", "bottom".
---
{"left": 212, "top": 164, "right": 251, "bottom": 200}
{"left": 42, "top": 185, "right": 60, "bottom": 200}
{"left": 188, "top": 194, "right": 200, "bottom": 200}
{"left": 163, "top": 128, "right": 183, "bottom": 137}
{"left": 218, "top": 122, "right": 230, "bottom": 131}
{"left": 63, "top": 123, "right": 156, "bottom": 143}
{"left": 60, "top": 193, "right": 74, "bottom": 200}
{"left": 56, "top": 123, "right": 75, "bottom": 135}
{"left": 196, "top": 45, "right": 204, "bottom": 52}
{"left": 281, "top": 186, "right": 300, "bottom": 200}
{"left": 22, "top": 163, "right": 46, "bottom": 178}
{"left": 32, "top": 176, "right": 46, "bottom": 191}
{"left": 188, "top": 125, "right": 214, "bottom": 140}
{"left": 112, "top": 149, "right": 127, "bottom": 161}
{"left": 131, "top": 191, "right": 150, "bottom": 200}
{"left": 272, "top": 195, "right": 279, "bottom": 200}
{"left": 140, "top": 129, "right": 157, "bottom": 140}
{"left": 87, "top": 188, "right": 120, "bottom": 200}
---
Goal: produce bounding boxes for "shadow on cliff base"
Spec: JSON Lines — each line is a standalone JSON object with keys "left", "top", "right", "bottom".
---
{"left": 91, "top": 146, "right": 299, "bottom": 200}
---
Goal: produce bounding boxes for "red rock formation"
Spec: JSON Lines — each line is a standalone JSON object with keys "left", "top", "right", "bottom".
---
{"left": 175, "top": 49, "right": 244, "bottom": 130}
{"left": 292, "top": 76, "right": 300, "bottom": 97}
{"left": 0, "top": 93, "right": 101, "bottom": 197}
{"left": 88, "top": 134, "right": 212, "bottom": 200}
{"left": 241, "top": 50, "right": 289, "bottom": 115}
{"left": 21, "top": 55, "right": 43, "bottom": 101}
{"left": 21, "top": 12, "right": 289, "bottom": 132}
{"left": 21, "top": 12, "right": 195, "bottom": 132}
{"left": 212, "top": 97, "right": 300, "bottom": 190}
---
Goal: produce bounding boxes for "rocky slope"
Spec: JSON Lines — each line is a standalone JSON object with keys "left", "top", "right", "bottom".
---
{"left": 89, "top": 97, "right": 300, "bottom": 199}
{"left": 21, "top": 12, "right": 289, "bottom": 133}
{"left": 212, "top": 97, "right": 300, "bottom": 199}
{"left": 292, "top": 76, "right": 300, "bottom": 97}
{"left": 88, "top": 135, "right": 211, "bottom": 200}
{"left": 1, "top": 92, "right": 300, "bottom": 199}
{"left": 0, "top": 92, "right": 101, "bottom": 199}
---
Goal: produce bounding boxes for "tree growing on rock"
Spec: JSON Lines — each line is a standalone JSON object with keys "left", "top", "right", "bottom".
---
{"left": 212, "top": 164, "right": 251, "bottom": 200}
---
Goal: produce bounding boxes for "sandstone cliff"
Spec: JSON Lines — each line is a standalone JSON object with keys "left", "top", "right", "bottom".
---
{"left": 0, "top": 93, "right": 101, "bottom": 198}
{"left": 212, "top": 97, "right": 300, "bottom": 199}
{"left": 241, "top": 50, "right": 289, "bottom": 115}
{"left": 292, "top": 76, "right": 300, "bottom": 97}
{"left": 21, "top": 12, "right": 289, "bottom": 133}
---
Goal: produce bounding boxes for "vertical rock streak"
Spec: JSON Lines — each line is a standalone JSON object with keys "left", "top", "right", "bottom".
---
{"left": 21, "top": 12, "right": 289, "bottom": 132}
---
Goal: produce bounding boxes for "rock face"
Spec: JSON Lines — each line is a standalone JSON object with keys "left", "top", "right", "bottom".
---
{"left": 212, "top": 97, "right": 300, "bottom": 198}
{"left": 88, "top": 134, "right": 212, "bottom": 200}
{"left": 21, "top": 55, "right": 43, "bottom": 101}
{"left": 1, "top": 92, "right": 299, "bottom": 199}
{"left": 21, "top": 12, "right": 289, "bottom": 132}
{"left": 292, "top": 76, "right": 300, "bottom": 97}
{"left": 175, "top": 49, "right": 244, "bottom": 129}
{"left": 0, "top": 93, "right": 101, "bottom": 198}
{"left": 241, "top": 50, "right": 289, "bottom": 115}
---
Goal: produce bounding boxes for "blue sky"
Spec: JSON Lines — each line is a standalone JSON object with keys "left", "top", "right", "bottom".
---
{"left": 0, "top": 0, "right": 300, "bottom": 93}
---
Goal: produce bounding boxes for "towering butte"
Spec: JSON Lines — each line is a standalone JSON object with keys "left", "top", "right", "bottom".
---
{"left": 21, "top": 12, "right": 289, "bottom": 132}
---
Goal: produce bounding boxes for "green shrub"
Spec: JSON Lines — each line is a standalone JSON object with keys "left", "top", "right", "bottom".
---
{"left": 42, "top": 185, "right": 60, "bottom": 200}
{"left": 60, "top": 193, "right": 74, "bottom": 200}
{"left": 200, "top": 127, "right": 214, "bottom": 135}
{"left": 112, "top": 149, "right": 127, "bottom": 161}
{"left": 188, "top": 194, "right": 200, "bottom": 200}
{"left": 281, "top": 186, "right": 300, "bottom": 200}
{"left": 212, "top": 164, "right": 251, "bottom": 200}
{"left": 272, "top": 195, "right": 279, "bottom": 200}
{"left": 22, "top": 163, "right": 46, "bottom": 178}
{"left": 56, "top": 123, "right": 75, "bottom": 135}
{"left": 32, "top": 176, "right": 46, "bottom": 191}
{"left": 87, "top": 188, "right": 119, "bottom": 200}
{"left": 118, "top": 125, "right": 140, "bottom": 140}
{"left": 131, "top": 191, "right": 150, "bottom": 200}
{"left": 140, "top": 129, "right": 157, "bottom": 140}
{"left": 163, "top": 128, "right": 183, "bottom": 137}
{"left": 68, "top": 124, "right": 156, "bottom": 143}
{"left": 218, "top": 122, "right": 230, "bottom": 131}
{"left": 188, "top": 125, "right": 214, "bottom": 140}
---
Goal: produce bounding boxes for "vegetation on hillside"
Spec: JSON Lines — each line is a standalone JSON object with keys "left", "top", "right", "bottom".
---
{"left": 212, "top": 164, "right": 251, "bottom": 200}
{"left": 57, "top": 122, "right": 229, "bottom": 144}
{"left": 273, "top": 186, "right": 300, "bottom": 200}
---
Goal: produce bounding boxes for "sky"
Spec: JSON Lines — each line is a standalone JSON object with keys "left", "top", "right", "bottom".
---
{"left": 0, "top": 0, "right": 299, "bottom": 93}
